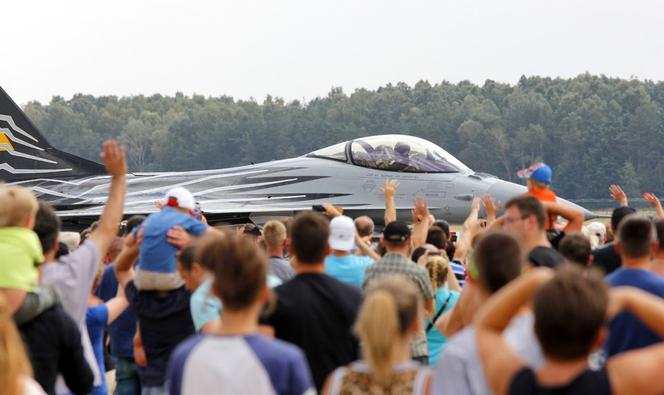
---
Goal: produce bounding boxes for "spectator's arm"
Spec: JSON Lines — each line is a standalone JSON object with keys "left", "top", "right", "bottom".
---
{"left": 436, "top": 281, "right": 477, "bottom": 337}
{"left": 322, "top": 203, "right": 344, "bottom": 218}
{"left": 88, "top": 140, "right": 127, "bottom": 256}
{"left": 475, "top": 268, "right": 553, "bottom": 395}
{"left": 453, "top": 197, "right": 483, "bottom": 263}
{"left": 105, "top": 278, "right": 129, "bottom": 324}
{"left": 644, "top": 193, "right": 664, "bottom": 219}
{"left": 609, "top": 184, "right": 629, "bottom": 207}
{"left": 114, "top": 230, "right": 142, "bottom": 288}
{"left": 381, "top": 179, "right": 400, "bottom": 225}
{"left": 411, "top": 197, "right": 431, "bottom": 249}
{"left": 607, "top": 288, "right": 664, "bottom": 395}
{"left": 482, "top": 193, "right": 501, "bottom": 225}
{"left": 354, "top": 234, "right": 380, "bottom": 261}
{"left": 424, "top": 297, "right": 435, "bottom": 316}
{"left": 59, "top": 314, "right": 94, "bottom": 395}
{"left": 541, "top": 201, "right": 585, "bottom": 234}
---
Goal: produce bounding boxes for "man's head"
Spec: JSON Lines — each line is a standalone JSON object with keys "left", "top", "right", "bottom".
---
{"left": 34, "top": 201, "right": 61, "bottom": 258}
{"left": 199, "top": 233, "right": 268, "bottom": 312}
{"left": 615, "top": 215, "right": 657, "bottom": 260}
{"left": 263, "top": 220, "right": 287, "bottom": 254}
{"left": 354, "top": 216, "right": 375, "bottom": 238}
{"left": 610, "top": 206, "right": 637, "bottom": 233}
{"left": 0, "top": 185, "right": 39, "bottom": 229}
{"left": 433, "top": 220, "right": 451, "bottom": 240}
{"left": 472, "top": 232, "right": 523, "bottom": 295}
{"left": 176, "top": 245, "right": 204, "bottom": 291}
{"left": 125, "top": 215, "right": 146, "bottom": 235}
{"left": 381, "top": 221, "right": 412, "bottom": 254}
{"left": 163, "top": 187, "right": 196, "bottom": 214}
{"left": 426, "top": 226, "right": 447, "bottom": 250}
{"left": 533, "top": 267, "right": 608, "bottom": 361}
{"left": 289, "top": 212, "right": 330, "bottom": 265}
{"left": 503, "top": 195, "right": 547, "bottom": 242}
{"left": 558, "top": 233, "right": 592, "bottom": 267}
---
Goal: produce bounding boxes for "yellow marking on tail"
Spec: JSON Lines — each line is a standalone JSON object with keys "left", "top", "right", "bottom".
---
{"left": 0, "top": 133, "right": 14, "bottom": 151}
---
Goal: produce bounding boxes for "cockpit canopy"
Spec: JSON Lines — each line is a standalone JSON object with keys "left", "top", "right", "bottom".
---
{"left": 307, "top": 134, "right": 472, "bottom": 173}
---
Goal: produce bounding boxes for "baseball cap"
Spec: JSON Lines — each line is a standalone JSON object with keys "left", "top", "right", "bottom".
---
{"left": 517, "top": 162, "right": 553, "bottom": 185}
{"left": 164, "top": 187, "right": 196, "bottom": 210}
{"left": 586, "top": 222, "right": 607, "bottom": 239}
{"left": 329, "top": 216, "right": 356, "bottom": 251}
{"left": 383, "top": 221, "right": 411, "bottom": 243}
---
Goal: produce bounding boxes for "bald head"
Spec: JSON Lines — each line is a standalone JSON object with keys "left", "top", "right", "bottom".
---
{"left": 354, "top": 216, "right": 374, "bottom": 238}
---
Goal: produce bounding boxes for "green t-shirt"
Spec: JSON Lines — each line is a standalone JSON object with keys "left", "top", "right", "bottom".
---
{"left": 0, "top": 227, "right": 44, "bottom": 291}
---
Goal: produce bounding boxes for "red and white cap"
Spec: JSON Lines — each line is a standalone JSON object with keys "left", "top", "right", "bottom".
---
{"left": 164, "top": 187, "right": 196, "bottom": 210}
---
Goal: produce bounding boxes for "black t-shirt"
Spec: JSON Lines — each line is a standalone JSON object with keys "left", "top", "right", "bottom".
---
{"left": 509, "top": 367, "right": 611, "bottom": 395}
{"left": 260, "top": 273, "right": 363, "bottom": 391}
{"left": 125, "top": 281, "right": 195, "bottom": 386}
{"left": 592, "top": 243, "right": 622, "bottom": 275}
{"left": 528, "top": 246, "right": 565, "bottom": 268}
{"left": 19, "top": 305, "right": 94, "bottom": 395}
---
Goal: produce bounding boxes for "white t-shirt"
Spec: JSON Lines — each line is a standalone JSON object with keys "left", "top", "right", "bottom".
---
{"left": 41, "top": 239, "right": 102, "bottom": 391}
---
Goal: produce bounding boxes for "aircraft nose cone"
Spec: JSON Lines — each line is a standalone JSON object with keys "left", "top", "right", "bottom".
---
{"left": 486, "top": 179, "right": 596, "bottom": 220}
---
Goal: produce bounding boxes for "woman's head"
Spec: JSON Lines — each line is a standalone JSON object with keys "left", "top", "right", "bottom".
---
{"left": 0, "top": 294, "right": 32, "bottom": 395}
{"left": 355, "top": 276, "right": 423, "bottom": 385}
{"left": 425, "top": 255, "right": 450, "bottom": 290}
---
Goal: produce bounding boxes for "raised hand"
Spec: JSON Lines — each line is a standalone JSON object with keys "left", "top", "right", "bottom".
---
{"left": 609, "top": 184, "right": 628, "bottom": 207}
{"left": 412, "top": 197, "right": 430, "bottom": 223}
{"left": 481, "top": 193, "right": 501, "bottom": 222}
{"left": 381, "top": 179, "right": 400, "bottom": 200}
{"left": 644, "top": 192, "right": 664, "bottom": 218}
{"left": 101, "top": 139, "right": 127, "bottom": 178}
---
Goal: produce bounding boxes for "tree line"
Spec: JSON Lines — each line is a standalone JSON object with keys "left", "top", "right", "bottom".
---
{"left": 24, "top": 73, "right": 664, "bottom": 200}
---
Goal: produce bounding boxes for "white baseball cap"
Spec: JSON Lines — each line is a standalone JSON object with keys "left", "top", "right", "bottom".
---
{"left": 164, "top": 187, "right": 196, "bottom": 210}
{"left": 329, "top": 215, "right": 356, "bottom": 251}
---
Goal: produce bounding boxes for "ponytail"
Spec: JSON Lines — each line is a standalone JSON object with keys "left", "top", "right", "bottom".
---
{"left": 426, "top": 255, "right": 450, "bottom": 291}
{"left": 356, "top": 277, "right": 422, "bottom": 386}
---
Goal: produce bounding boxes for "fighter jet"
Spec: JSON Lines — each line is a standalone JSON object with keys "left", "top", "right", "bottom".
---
{"left": 0, "top": 87, "right": 591, "bottom": 228}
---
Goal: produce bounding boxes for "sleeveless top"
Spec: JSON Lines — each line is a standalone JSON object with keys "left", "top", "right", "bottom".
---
{"left": 327, "top": 360, "right": 431, "bottom": 395}
{"left": 508, "top": 367, "right": 612, "bottom": 395}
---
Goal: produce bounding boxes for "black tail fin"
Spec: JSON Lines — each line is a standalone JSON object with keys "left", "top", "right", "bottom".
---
{"left": 0, "top": 87, "right": 105, "bottom": 182}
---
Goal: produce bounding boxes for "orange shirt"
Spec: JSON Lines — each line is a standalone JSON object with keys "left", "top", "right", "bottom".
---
{"left": 528, "top": 189, "right": 557, "bottom": 230}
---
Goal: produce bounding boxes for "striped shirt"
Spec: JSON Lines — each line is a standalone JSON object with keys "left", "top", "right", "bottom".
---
{"left": 363, "top": 252, "right": 434, "bottom": 358}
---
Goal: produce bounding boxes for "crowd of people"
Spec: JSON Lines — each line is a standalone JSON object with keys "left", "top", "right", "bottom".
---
{"left": 4, "top": 142, "right": 664, "bottom": 395}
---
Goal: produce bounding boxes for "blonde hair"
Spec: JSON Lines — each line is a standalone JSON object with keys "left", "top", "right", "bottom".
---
{"left": 355, "top": 276, "right": 422, "bottom": 386}
{"left": 0, "top": 185, "right": 38, "bottom": 227}
{"left": 0, "top": 294, "right": 33, "bottom": 395}
{"left": 425, "top": 255, "right": 450, "bottom": 290}
{"left": 263, "top": 220, "right": 287, "bottom": 249}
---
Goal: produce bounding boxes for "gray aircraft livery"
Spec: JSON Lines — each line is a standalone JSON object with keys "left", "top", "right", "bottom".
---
{"left": 0, "top": 87, "right": 591, "bottom": 228}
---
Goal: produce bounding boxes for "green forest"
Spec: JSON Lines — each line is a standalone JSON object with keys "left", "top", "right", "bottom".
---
{"left": 24, "top": 74, "right": 664, "bottom": 200}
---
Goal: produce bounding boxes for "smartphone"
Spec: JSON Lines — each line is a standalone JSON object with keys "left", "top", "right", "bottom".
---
{"left": 312, "top": 205, "right": 326, "bottom": 213}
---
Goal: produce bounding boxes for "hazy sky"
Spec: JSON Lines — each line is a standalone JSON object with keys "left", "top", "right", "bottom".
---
{"left": 3, "top": 0, "right": 664, "bottom": 105}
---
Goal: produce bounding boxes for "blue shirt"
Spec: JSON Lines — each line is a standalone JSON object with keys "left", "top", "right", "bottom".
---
{"left": 324, "top": 254, "right": 374, "bottom": 288}
{"left": 190, "top": 278, "right": 223, "bottom": 332}
{"left": 167, "top": 334, "right": 314, "bottom": 395}
{"left": 86, "top": 304, "right": 109, "bottom": 395}
{"left": 96, "top": 263, "right": 137, "bottom": 358}
{"left": 426, "top": 288, "right": 459, "bottom": 366}
{"left": 606, "top": 268, "right": 664, "bottom": 356}
{"left": 136, "top": 208, "right": 207, "bottom": 273}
